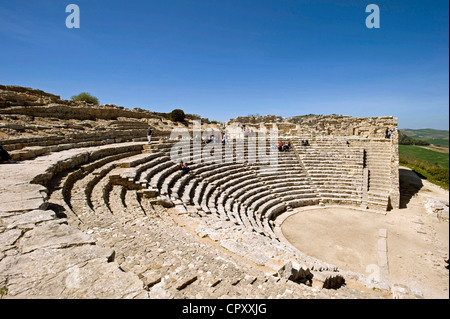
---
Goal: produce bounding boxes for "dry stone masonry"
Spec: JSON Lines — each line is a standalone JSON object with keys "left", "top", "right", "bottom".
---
{"left": 0, "top": 85, "right": 401, "bottom": 299}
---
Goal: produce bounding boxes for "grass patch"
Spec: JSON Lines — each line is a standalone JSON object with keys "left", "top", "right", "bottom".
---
{"left": 399, "top": 145, "right": 448, "bottom": 169}
{"left": 0, "top": 286, "right": 7, "bottom": 298}
{"left": 423, "top": 138, "right": 449, "bottom": 147}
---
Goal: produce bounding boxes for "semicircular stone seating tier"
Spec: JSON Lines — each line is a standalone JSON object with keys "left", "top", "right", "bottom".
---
{"left": 0, "top": 136, "right": 395, "bottom": 298}
{"left": 46, "top": 138, "right": 343, "bottom": 271}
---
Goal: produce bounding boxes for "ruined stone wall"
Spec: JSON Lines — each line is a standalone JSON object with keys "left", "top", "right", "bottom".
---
{"left": 0, "top": 85, "right": 208, "bottom": 152}
{"left": 0, "top": 85, "right": 62, "bottom": 107}
{"left": 227, "top": 115, "right": 397, "bottom": 139}
{"left": 0, "top": 84, "right": 203, "bottom": 121}
{"left": 389, "top": 130, "right": 400, "bottom": 209}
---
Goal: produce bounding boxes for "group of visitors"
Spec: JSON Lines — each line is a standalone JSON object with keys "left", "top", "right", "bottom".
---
{"left": 241, "top": 125, "right": 255, "bottom": 137}
{"left": 200, "top": 134, "right": 229, "bottom": 145}
{"left": 385, "top": 128, "right": 395, "bottom": 139}
{"left": 179, "top": 161, "right": 190, "bottom": 173}
{"left": 205, "top": 135, "right": 218, "bottom": 144}
{"left": 271, "top": 140, "right": 309, "bottom": 152}
{"left": 278, "top": 142, "right": 291, "bottom": 152}
{"left": 0, "top": 144, "right": 15, "bottom": 164}
{"left": 300, "top": 140, "right": 310, "bottom": 147}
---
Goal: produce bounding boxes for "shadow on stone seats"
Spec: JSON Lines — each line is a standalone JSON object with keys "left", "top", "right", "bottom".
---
{"left": 47, "top": 203, "right": 68, "bottom": 218}
{"left": 399, "top": 168, "right": 424, "bottom": 209}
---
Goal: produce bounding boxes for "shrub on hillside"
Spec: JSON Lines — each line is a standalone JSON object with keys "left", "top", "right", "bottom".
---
{"left": 399, "top": 131, "right": 429, "bottom": 146}
{"left": 169, "top": 109, "right": 185, "bottom": 122}
{"left": 71, "top": 92, "right": 99, "bottom": 105}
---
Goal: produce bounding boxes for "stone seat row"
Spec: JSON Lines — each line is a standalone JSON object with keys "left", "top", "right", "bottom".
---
{"left": 51, "top": 145, "right": 150, "bottom": 224}
{"left": 299, "top": 152, "right": 364, "bottom": 161}
{"left": 2, "top": 127, "right": 148, "bottom": 152}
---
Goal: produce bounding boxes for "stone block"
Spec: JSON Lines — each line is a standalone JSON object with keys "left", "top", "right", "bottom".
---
{"left": 1, "top": 210, "right": 56, "bottom": 230}
{"left": 176, "top": 275, "right": 198, "bottom": 291}
{"left": 140, "top": 270, "right": 162, "bottom": 289}
{"left": 18, "top": 221, "right": 96, "bottom": 253}
{"left": 150, "top": 196, "right": 174, "bottom": 208}
{"left": 377, "top": 238, "right": 387, "bottom": 252}
{"left": 138, "top": 188, "right": 159, "bottom": 198}
{"left": 278, "top": 261, "right": 311, "bottom": 283}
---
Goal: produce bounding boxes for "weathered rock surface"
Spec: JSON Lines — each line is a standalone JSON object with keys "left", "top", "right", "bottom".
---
{"left": 150, "top": 196, "right": 174, "bottom": 208}
{"left": 425, "top": 198, "right": 449, "bottom": 220}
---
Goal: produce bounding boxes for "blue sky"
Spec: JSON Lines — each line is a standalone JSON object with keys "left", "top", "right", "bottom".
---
{"left": 0, "top": 0, "right": 448, "bottom": 129}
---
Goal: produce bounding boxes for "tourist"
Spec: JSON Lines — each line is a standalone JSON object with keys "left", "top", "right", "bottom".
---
{"left": 244, "top": 127, "right": 249, "bottom": 137}
{"left": 222, "top": 134, "right": 228, "bottom": 145}
{"left": 180, "top": 161, "right": 190, "bottom": 173}
{"left": 385, "top": 128, "right": 391, "bottom": 139}
{"left": 0, "top": 144, "right": 15, "bottom": 163}
{"left": 305, "top": 140, "right": 310, "bottom": 146}
{"left": 278, "top": 141, "right": 283, "bottom": 152}
{"left": 147, "top": 127, "right": 153, "bottom": 144}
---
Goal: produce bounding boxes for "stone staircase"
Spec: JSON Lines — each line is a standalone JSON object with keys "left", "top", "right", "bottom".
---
{"left": 292, "top": 138, "right": 365, "bottom": 207}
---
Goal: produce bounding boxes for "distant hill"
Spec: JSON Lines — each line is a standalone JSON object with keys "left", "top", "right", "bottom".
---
{"left": 398, "top": 131, "right": 429, "bottom": 146}
{"left": 399, "top": 129, "right": 449, "bottom": 147}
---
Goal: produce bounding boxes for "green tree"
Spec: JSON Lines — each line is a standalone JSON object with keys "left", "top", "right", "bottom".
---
{"left": 398, "top": 131, "right": 429, "bottom": 146}
{"left": 71, "top": 92, "right": 99, "bottom": 105}
{"left": 169, "top": 109, "right": 186, "bottom": 122}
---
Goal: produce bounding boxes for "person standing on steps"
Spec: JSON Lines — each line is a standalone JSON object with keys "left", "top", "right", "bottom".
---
{"left": 147, "top": 127, "right": 153, "bottom": 144}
